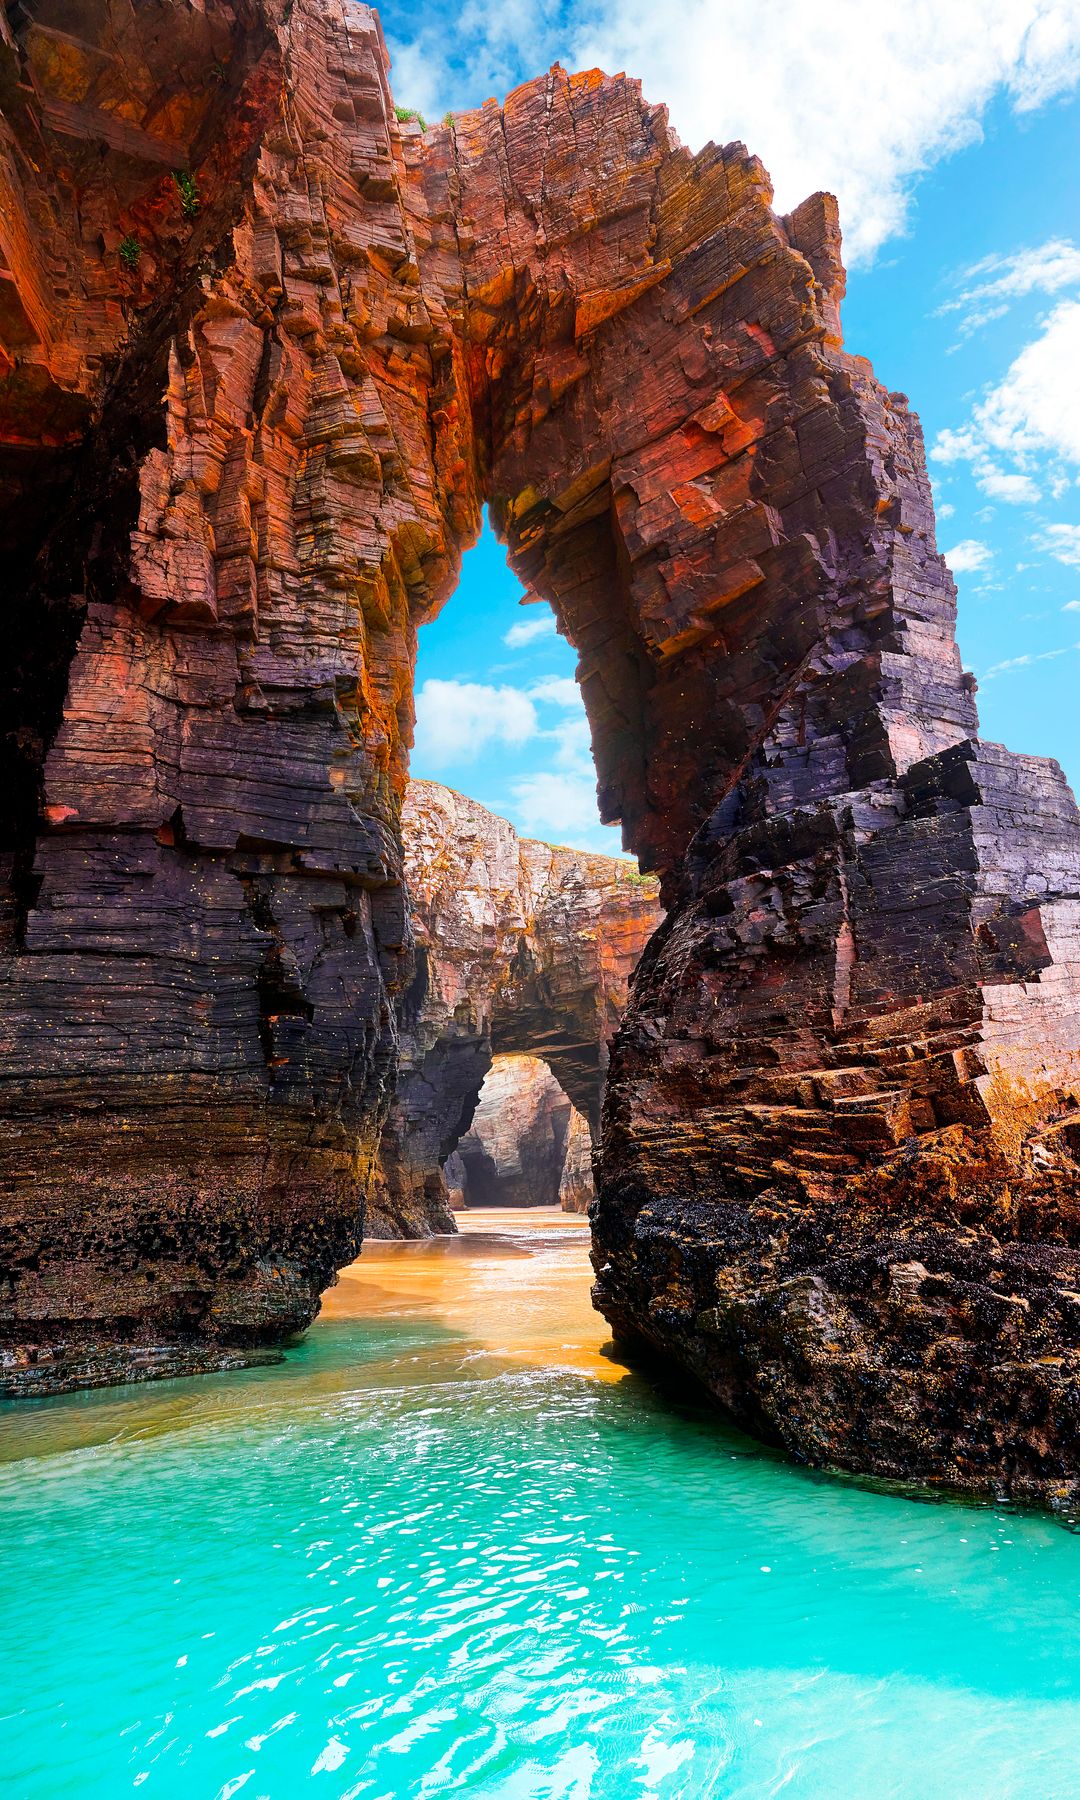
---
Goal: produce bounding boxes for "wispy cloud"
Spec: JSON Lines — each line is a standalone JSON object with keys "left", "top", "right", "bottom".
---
{"left": 981, "top": 640, "right": 1080, "bottom": 679}
{"left": 412, "top": 667, "right": 621, "bottom": 850}
{"left": 528, "top": 675, "right": 580, "bottom": 708}
{"left": 510, "top": 770, "right": 605, "bottom": 840}
{"left": 513, "top": 673, "right": 613, "bottom": 844}
{"left": 503, "top": 610, "right": 557, "bottom": 649}
{"left": 1036, "top": 524, "right": 1080, "bottom": 567}
{"left": 412, "top": 679, "right": 537, "bottom": 765}
{"left": 945, "top": 538, "right": 994, "bottom": 573}
{"left": 392, "top": 0, "right": 1080, "bottom": 265}
{"left": 938, "top": 237, "right": 1080, "bottom": 338}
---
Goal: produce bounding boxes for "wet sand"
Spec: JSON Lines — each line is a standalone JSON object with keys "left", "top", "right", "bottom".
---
{"left": 324, "top": 1205, "right": 624, "bottom": 1382}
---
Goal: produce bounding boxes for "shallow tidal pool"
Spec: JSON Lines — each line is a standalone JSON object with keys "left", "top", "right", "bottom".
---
{"left": 3, "top": 1208, "right": 1080, "bottom": 1798}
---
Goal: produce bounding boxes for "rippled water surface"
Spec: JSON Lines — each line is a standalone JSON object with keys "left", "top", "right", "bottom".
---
{"left": 5, "top": 1208, "right": 1080, "bottom": 1798}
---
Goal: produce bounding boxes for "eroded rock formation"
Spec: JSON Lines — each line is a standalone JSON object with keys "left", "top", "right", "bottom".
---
{"left": 1, "top": 0, "right": 415, "bottom": 1392}
{"left": 455, "top": 1054, "right": 576, "bottom": 1211}
{"left": 368, "top": 780, "right": 659, "bottom": 1236}
{"left": 559, "top": 1107, "right": 595, "bottom": 1214}
{"left": 2, "top": 0, "right": 1080, "bottom": 1503}
{"left": 595, "top": 746, "right": 1080, "bottom": 1504}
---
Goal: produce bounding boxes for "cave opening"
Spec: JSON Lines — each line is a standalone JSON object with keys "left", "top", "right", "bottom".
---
{"left": 358, "top": 511, "right": 661, "bottom": 1241}
{"left": 446, "top": 1053, "right": 593, "bottom": 1216}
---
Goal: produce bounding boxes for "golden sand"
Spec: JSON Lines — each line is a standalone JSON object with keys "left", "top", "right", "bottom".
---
{"left": 0, "top": 1209, "right": 625, "bottom": 1468}
{"left": 324, "top": 1206, "right": 626, "bottom": 1383}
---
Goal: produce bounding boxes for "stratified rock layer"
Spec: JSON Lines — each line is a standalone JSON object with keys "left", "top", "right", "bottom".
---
{"left": 2, "top": 0, "right": 1080, "bottom": 1502}
{"left": 594, "top": 744, "right": 1080, "bottom": 1504}
{"left": 369, "top": 781, "right": 659, "bottom": 1236}
{"left": 456, "top": 1055, "right": 574, "bottom": 1210}
{"left": 1, "top": 0, "right": 415, "bottom": 1392}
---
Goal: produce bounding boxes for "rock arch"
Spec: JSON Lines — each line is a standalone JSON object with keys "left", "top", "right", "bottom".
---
{"left": 444, "top": 1054, "right": 589, "bottom": 1215}
{"left": 1, "top": 0, "right": 1080, "bottom": 1500}
{"left": 368, "top": 781, "right": 660, "bottom": 1236}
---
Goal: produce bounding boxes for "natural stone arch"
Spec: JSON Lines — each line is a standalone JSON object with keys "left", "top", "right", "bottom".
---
{"left": 450, "top": 1054, "right": 587, "bottom": 1214}
{"left": 0, "top": 0, "right": 1079, "bottom": 1504}
{"left": 367, "top": 781, "right": 660, "bottom": 1236}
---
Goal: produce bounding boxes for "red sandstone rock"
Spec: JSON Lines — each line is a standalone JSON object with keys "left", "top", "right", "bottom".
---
{"left": 1, "top": 0, "right": 1080, "bottom": 1506}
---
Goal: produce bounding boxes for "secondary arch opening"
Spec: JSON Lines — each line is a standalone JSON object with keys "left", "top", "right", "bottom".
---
{"left": 448, "top": 1053, "right": 593, "bottom": 1215}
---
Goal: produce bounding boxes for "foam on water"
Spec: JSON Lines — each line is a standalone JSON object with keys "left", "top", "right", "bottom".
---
{"left": 3, "top": 1210, "right": 1080, "bottom": 1798}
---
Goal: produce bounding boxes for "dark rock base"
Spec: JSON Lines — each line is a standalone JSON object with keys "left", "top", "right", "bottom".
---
{"left": 0, "top": 1091, "right": 372, "bottom": 1394}
{"left": 2, "top": 1340, "right": 285, "bottom": 1400}
{"left": 594, "top": 1179, "right": 1080, "bottom": 1510}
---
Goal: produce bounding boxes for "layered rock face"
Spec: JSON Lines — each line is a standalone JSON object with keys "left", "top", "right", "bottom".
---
{"left": 455, "top": 1055, "right": 575, "bottom": 1210}
{"left": 596, "top": 744, "right": 1080, "bottom": 1504}
{"left": 559, "top": 1108, "right": 595, "bottom": 1214}
{"left": 368, "top": 781, "right": 659, "bottom": 1235}
{"left": 1, "top": 0, "right": 420, "bottom": 1392}
{"left": 1, "top": 0, "right": 1079, "bottom": 1501}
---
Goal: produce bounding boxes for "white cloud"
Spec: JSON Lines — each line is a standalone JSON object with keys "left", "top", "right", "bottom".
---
{"left": 513, "top": 678, "right": 611, "bottom": 843}
{"left": 932, "top": 299, "right": 1080, "bottom": 503}
{"left": 937, "top": 501, "right": 956, "bottom": 518}
{"left": 966, "top": 301, "right": 1080, "bottom": 464}
{"left": 529, "top": 675, "right": 580, "bottom": 707}
{"left": 393, "top": 1, "right": 1080, "bottom": 265}
{"left": 546, "top": 713, "right": 592, "bottom": 769}
{"left": 412, "top": 679, "right": 537, "bottom": 765}
{"left": 502, "top": 610, "right": 556, "bottom": 649}
{"left": 945, "top": 538, "right": 994, "bottom": 573}
{"left": 976, "top": 467, "right": 1042, "bottom": 504}
{"left": 982, "top": 640, "right": 1080, "bottom": 678}
{"left": 505, "top": 766, "right": 627, "bottom": 852}
{"left": 525, "top": 673, "right": 600, "bottom": 775}
{"left": 938, "top": 237, "right": 1080, "bottom": 337}
{"left": 1036, "top": 524, "right": 1080, "bottom": 566}
{"left": 511, "top": 770, "right": 605, "bottom": 839}
{"left": 412, "top": 669, "right": 617, "bottom": 849}
{"left": 1063, "top": 598, "right": 1080, "bottom": 611}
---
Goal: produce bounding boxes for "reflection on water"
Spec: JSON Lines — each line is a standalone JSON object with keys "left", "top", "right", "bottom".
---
{"left": 3, "top": 1207, "right": 1080, "bottom": 1798}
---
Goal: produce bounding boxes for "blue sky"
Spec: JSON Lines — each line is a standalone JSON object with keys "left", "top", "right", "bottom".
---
{"left": 397, "top": 2, "right": 1080, "bottom": 855}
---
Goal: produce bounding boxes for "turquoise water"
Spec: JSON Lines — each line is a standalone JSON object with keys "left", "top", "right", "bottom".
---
{"left": 4, "top": 1213, "right": 1080, "bottom": 1799}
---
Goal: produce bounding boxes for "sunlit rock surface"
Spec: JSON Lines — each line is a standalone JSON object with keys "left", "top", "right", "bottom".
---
{"left": 559, "top": 1107, "right": 595, "bottom": 1214}
{"left": 1, "top": 0, "right": 1080, "bottom": 1503}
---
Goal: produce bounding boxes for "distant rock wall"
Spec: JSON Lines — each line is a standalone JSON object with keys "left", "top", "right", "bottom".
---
{"left": 368, "top": 782, "right": 659, "bottom": 1236}
{"left": 559, "top": 1108, "right": 595, "bottom": 1215}
{"left": 455, "top": 1055, "right": 573, "bottom": 1211}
